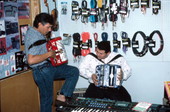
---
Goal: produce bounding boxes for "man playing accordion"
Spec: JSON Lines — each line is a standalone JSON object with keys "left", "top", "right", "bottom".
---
{"left": 79, "top": 41, "right": 132, "bottom": 102}
{"left": 24, "top": 13, "right": 79, "bottom": 112}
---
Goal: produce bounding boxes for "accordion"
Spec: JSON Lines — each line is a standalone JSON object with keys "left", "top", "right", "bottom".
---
{"left": 46, "top": 37, "right": 68, "bottom": 66}
{"left": 96, "top": 64, "right": 122, "bottom": 88}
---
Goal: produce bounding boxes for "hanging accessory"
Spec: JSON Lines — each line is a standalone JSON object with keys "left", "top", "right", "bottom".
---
{"left": 132, "top": 31, "right": 148, "bottom": 57}
{"left": 132, "top": 30, "right": 164, "bottom": 57}
{"left": 93, "top": 32, "right": 99, "bottom": 51}
{"left": 44, "top": 0, "right": 50, "bottom": 13}
{"left": 90, "top": 0, "right": 98, "bottom": 28}
{"left": 141, "top": 0, "right": 150, "bottom": 14}
{"left": 97, "top": 0, "right": 103, "bottom": 8}
{"left": 121, "top": 31, "right": 131, "bottom": 54}
{"left": 71, "top": 1, "right": 81, "bottom": 21}
{"left": 152, "top": 0, "right": 161, "bottom": 15}
{"left": 98, "top": 0, "right": 109, "bottom": 30}
{"left": 72, "top": 33, "right": 82, "bottom": 62}
{"left": 81, "top": 32, "right": 92, "bottom": 56}
{"left": 101, "top": 32, "right": 108, "bottom": 41}
{"left": 148, "top": 30, "right": 164, "bottom": 56}
{"left": 130, "top": 0, "right": 139, "bottom": 11}
{"left": 62, "top": 33, "right": 72, "bottom": 45}
{"left": 119, "top": 0, "right": 129, "bottom": 23}
{"left": 112, "top": 32, "right": 120, "bottom": 52}
{"left": 109, "top": 0, "right": 119, "bottom": 30}
{"left": 81, "top": 0, "right": 90, "bottom": 23}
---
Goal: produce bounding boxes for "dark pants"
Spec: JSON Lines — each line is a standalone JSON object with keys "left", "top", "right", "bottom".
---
{"left": 32, "top": 62, "right": 79, "bottom": 112}
{"left": 84, "top": 83, "right": 132, "bottom": 102}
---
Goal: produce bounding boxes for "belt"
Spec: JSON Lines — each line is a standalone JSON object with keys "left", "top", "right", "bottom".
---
{"left": 100, "top": 86, "right": 120, "bottom": 90}
{"left": 32, "top": 61, "right": 51, "bottom": 70}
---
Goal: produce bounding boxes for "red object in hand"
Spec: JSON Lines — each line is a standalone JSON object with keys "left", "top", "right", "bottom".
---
{"left": 46, "top": 37, "right": 68, "bottom": 66}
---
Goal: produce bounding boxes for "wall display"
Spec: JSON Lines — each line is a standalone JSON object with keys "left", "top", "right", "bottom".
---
{"left": 0, "top": 1, "right": 4, "bottom": 19}
{"left": 131, "top": 30, "right": 164, "bottom": 57}
{"left": 0, "top": 52, "right": 16, "bottom": 79}
{"left": 0, "top": 1, "right": 22, "bottom": 79}
{"left": 4, "top": 2, "right": 18, "bottom": 19}
{"left": 19, "top": 24, "right": 29, "bottom": 45}
{"left": 0, "top": 0, "right": 40, "bottom": 80}
{"left": 15, "top": 50, "right": 29, "bottom": 73}
{"left": 4, "top": 2, "right": 20, "bottom": 53}
{"left": 5, "top": 20, "right": 19, "bottom": 35}
{"left": 0, "top": 37, "right": 6, "bottom": 55}
{"left": 0, "top": 20, "right": 6, "bottom": 55}
{"left": 0, "top": 20, "right": 6, "bottom": 37}
{"left": 18, "top": 0, "right": 30, "bottom": 19}
{"left": 6, "top": 34, "right": 20, "bottom": 53}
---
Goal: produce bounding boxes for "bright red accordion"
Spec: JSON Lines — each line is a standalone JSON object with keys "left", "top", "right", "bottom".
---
{"left": 46, "top": 37, "right": 68, "bottom": 66}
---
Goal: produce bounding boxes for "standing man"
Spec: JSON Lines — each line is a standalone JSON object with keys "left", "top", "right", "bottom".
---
{"left": 79, "top": 41, "right": 132, "bottom": 102}
{"left": 24, "top": 13, "right": 79, "bottom": 112}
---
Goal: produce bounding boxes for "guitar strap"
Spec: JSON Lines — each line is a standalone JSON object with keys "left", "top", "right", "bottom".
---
{"left": 113, "top": 32, "right": 120, "bottom": 52}
{"left": 81, "top": 0, "right": 90, "bottom": 23}
{"left": 81, "top": 32, "right": 91, "bottom": 56}
{"left": 93, "top": 33, "right": 99, "bottom": 51}
{"left": 101, "top": 32, "right": 108, "bottom": 41}
{"left": 72, "top": 33, "right": 81, "bottom": 62}
{"left": 90, "top": 0, "right": 98, "bottom": 28}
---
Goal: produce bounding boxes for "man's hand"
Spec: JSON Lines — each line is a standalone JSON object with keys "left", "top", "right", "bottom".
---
{"left": 48, "top": 50, "right": 56, "bottom": 58}
{"left": 92, "top": 74, "right": 98, "bottom": 86}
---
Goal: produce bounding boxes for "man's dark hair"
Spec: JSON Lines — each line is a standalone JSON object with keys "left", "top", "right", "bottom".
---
{"left": 97, "top": 41, "right": 111, "bottom": 53}
{"left": 33, "top": 13, "right": 54, "bottom": 28}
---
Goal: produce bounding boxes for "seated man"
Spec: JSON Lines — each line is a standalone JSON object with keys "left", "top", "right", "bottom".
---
{"left": 24, "top": 13, "right": 79, "bottom": 112}
{"left": 79, "top": 41, "right": 132, "bottom": 102}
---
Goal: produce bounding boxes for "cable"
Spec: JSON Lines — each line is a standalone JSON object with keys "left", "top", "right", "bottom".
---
{"left": 132, "top": 31, "right": 148, "bottom": 57}
{"left": 149, "top": 30, "right": 164, "bottom": 56}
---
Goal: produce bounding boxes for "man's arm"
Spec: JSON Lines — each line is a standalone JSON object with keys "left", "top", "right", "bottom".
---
{"left": 79, "top": 55, "right": 94, "bottom": 79}
{"left": 27, "top": 50, "right": 56, "bottom": 65}
{"left": 121, "top": 58, "right": 132, "bottom": 81}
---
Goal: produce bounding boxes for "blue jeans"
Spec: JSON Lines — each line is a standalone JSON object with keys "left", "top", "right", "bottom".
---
{"left": 32, "top": 62, "right": 79, "bottom": 112}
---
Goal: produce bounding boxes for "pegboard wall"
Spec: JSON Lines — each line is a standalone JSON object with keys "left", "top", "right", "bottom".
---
{"left": 53, "top": 0, "right": 170, "bottom": 62}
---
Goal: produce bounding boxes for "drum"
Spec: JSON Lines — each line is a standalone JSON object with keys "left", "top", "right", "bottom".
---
{"left": 46, "top": 37, "right": 68, "bottom": 66}
{"left": 95, "top": 64, "right": 122, "bottom": 88}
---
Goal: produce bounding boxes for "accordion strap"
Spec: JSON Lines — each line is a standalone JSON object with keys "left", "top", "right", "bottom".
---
{"left": 107, "top": 54, "right": 122, "bottom": 64}
{"left": 89, "top": 53, "right": 122, "bottom": 64}
{"left": 28, "top": 39, "right": 47, "bottom": 50}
